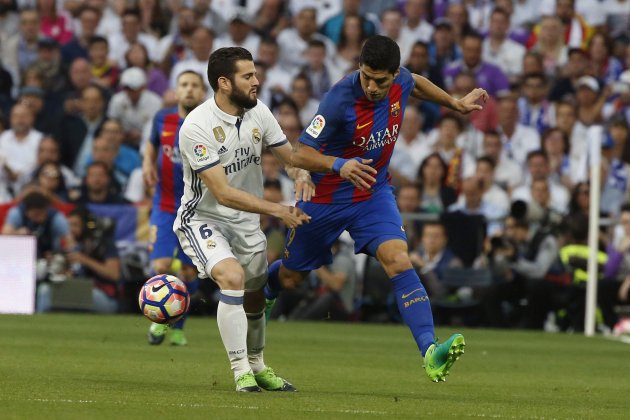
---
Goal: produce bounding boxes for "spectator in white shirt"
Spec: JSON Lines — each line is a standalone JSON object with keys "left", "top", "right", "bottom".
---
{"left": 90, "top": 0, "right": 122, "bottom": 39}
{"left": 257, "top": 37, "right": 294, "bottom": 96}
{"left": 512, "top": 150, "right": 570, "bottom": 214}
{"left": 496, "top": 94, "right": 541, "bottom": 167}
{"left": 299, "top": 39, "right": 336, "bottom": 100}
{"left": 380, "top": 8, "right": 413, "bottom": 65}
{"left": 401, "top": 0, "right": 434, "bottom": 45}
{"left": 391, "top": 106, "right": 428, "bottom": 183}
{"left": 475, "top": 155, "right": 511, "bottom": 215}
{"left": 169, "top": 26, "right": 214, "bottom": 90}
{"left": 289, "top": 74, "right": 320, "bottom": 129}
{"left": 212, "top": 8, "right": 261, "bottom": 61}
{"left": 0, "top": 103, "right": 43, "bottom": 195}
{"left": 481, "top": 130, "right": 523, "bottom": 191}
{"left": 108, "top": 8, "right": 159, "bottom": 68}
{"left": 107, "top": 67, "right": 162, "bottom": 149}
{"left": 482, "top": 8, "right": 525, "bottom": 84}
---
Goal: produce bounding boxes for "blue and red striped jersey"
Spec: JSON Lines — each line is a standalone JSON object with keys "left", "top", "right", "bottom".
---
{"left": 150, "top": 107, "right": 185, "bottom": 213}
{"left": 299, "top": 67, "right": 415, "bottom": 204}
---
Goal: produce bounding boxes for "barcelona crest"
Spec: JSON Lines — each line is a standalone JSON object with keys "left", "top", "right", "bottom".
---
{"left": 390, "top": 101, "right": 400, "bottom": 117}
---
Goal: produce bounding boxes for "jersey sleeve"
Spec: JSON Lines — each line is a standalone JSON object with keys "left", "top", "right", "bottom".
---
{"left": 299, "top": 90, "right": 342, "bottom": 150}
{"left": 179, "top": 121, "right": 220, "bottom": 173}
{"left": 399, "top": 66, "right": 416, "bottom": 95}
{"left": 259, "top": 101, "right": 288, "bottom": 148}
{"left": 149, "top": 110, "right": 162, "bottom": 147}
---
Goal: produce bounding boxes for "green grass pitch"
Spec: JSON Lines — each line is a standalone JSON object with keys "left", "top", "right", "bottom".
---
{"left": 1, "top": 313, "right": 629, "bottom": 419}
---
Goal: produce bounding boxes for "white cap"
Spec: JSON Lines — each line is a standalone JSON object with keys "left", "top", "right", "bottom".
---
{"left": 120, "top": 67, "right": 147, "bottom": 90}
{"left": 575, "top": 76, "right": 599, "bottom": 92}
{"left": 229, "top": 7, "right": 252, "bottom": 25}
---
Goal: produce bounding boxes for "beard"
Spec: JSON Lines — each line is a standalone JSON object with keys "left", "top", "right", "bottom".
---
{"left": 229, "top": 85, "right": 258, "bottom": 109}
{"left": 181, "top": 99, "right": 201, "bottom": 113}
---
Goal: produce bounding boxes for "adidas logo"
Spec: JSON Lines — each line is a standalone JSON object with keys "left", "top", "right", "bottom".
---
{"left": 218, "top": 146, "right": 228, "bottom": 155}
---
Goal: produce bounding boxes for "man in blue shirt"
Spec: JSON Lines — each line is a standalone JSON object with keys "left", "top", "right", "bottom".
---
{"left": 265, "top": 35, "right": 487, "bottom": 383}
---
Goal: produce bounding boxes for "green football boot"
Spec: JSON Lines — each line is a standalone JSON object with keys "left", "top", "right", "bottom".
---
{"left": 147, "top": 323, "right": 168, "bottom": 345}
{"left": 169, "top": 329, "right": 188, "bottom": 346}
{"left": 254, "top": 367, "right": 296, "bottom": 391}
{"left": 235, "top": 372, "right": 262, "bottom": 392}
{"left": 423, "top": 333, "right": 465, "bottom": 382}
{"left": 264, "top": 298, "right": 276, "bottom": 321}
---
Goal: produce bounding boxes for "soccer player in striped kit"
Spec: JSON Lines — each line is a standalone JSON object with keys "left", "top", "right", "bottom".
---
{"left": 142, "top": 71, "right": 207, "bottom": 346}
{"left": 265, "top": 36, "right": 488, "bottom": 382}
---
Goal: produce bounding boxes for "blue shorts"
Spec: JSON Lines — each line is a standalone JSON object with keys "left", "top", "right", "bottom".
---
{"left": 283, "top": 187, "right": 406, "bottom": 271}
{"left": 149, "top": 208, "right": 193, "bottom": 266}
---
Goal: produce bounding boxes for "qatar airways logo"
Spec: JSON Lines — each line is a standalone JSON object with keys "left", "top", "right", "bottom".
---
{"left": 352, "top": 124, "right": 400, "bottom": 151}
{"left": 162, "top": 144, "right": 183, "bottom": 164}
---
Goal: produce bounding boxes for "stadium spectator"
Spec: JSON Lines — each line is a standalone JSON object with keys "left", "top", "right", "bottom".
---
{"left": 1, "top": 8, "right": 41, "bottom": 86}
{"left": 541, "top": 127, "right": 573, "bottom": 190}
{"left": 257, "top": 37, "right": 293, "bottom": 96}
{"left": 405, "top": 41, "right": 443, "bottom": 131}
{"left": 61, "top": 6, "right": 101, "bottom": 65}
{"left": 444, "top": 32, "right": 510, "bottom": 97}
{"left": 444, "top": 3, "right": 473, "bottom": 45}
{"left": 548, "top": 48, "right": 589, "bottom": 102}
{"left": 1, "top": 189, "right": 73, "bottom": 259}
{"left": 89, "top": 0, "right": 121, "bottom": 39}
{"left": 191, "top": 0, "right": 226, "bottom": 37}
{"left": 30, "top": 161, "right": 70, "bottom": 202}
{"left": 107, "top": 66, "right": 162, "bottom": 148}
{"left": 261, "top": 148, "right": 293, "bottom": 203}
{"left": 417, "top": 153, "right": 458, "bottom": 214}
{"left": 251, "top": 0, "right": 289, "bottom": 39}
{"left": 481, "top": 130, "right": 523, "bottom": 191}
{"left": 73, "top": 161, "right": 126, "bottom": 205}
{"left": 86, "top": 135, "right": 139, "bottom": 187}
{"left": 289, "top": 74, "right": 319, "bottom": 128}
{"left": 430, "top": 114, "right": 476, "bottom": 192}
{"left": 169, "top": 26, "right": 213, "bottom": 90}
{"left": 277, "top": 112, "right": 302, "bottom": 146}
{"left": 574, "top": 75, "right": 606, "bottom": 126}
{"left": 87, "top": 36, "right": 119, "bottom": 91}
{"left": 125, "top": 42, "right": 168, "bottom": 96}
{"left": 320, "top": 0, "right": 376, "bottom": 45}
{"left": 330, "top": 13, "right": 368, "bottom": 77}
{"left": 603, "top": 70, "right": 630, "bottom": 123}
{"left": 512, "top": 150, "right": 570, "bottom": 214}
{"left": 518, "top": 73, "right": 555, "bottom": 134}
{"left": 380, "top": 8, "right": 412, "bottom": 66}
{"left": 588, "top": 33, "right": 624, "bottom": 85}
{"left": 29, "top": 37, "right": 68, "bottom": 99}
{"left": 396, "top": 183, "right": 424, "bottom": 249}
{"left": 601, "top": 203, "right": 630, "bottom": 329}
{"left": 475, "top": 156, "right": 510, "bottom": 215}
{"left": 29, "top": 135, "right": 80, "bottom": 191}
{"left": 0, "top": 103, "right": 43, "bottom": 195}
{"left": 529, "top": 15, "right": 568, "bottom": 77}
{"left": 36, "top": 0, "right": 73, "bottom": 44}
{"left": 482, "top": 8, "right": 525, "bottom": 84}
{"left": 18, "top": 85, "right": 58, "bottom": 135}
{"left": 495, "top": 94, "right": 540, "bottom": 167}
{"left": 157, "top": 6, "right": 199, "bottom": 74}
{"left": 56, "top": 84, "right": 107, "bottom": 173}
{"left": 61, "top": 58, "right": 94, "bottom": 116}
{"left": 448, "top": 176, "right": 506, "bottom": 236}
{"left": 401, "top": 0, "right": 434, "bottom": 47}
{"left": 391, "top": 106, "right": 427, "bottom": 183}
{"left": 212, "top": 8, "right": 261, "bottom": 60}
{"left": 108, "top": 8, "right": 159, "bottom": 67}
{"left": 410, "top": 221, "right": 462, "bottom": 300}
{"left": 64, "top": 207, "right": 120, "bottom": 313}
{"left": 428, "top": 18, "right": 461, "bottom": 74}
{"left": 298, "top": 39, "right": 335, "bottom": 100}
{"left": 277, "top": 6, "right": 334, "bottom": 72}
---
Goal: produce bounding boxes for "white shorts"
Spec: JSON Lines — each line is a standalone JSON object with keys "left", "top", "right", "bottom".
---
{"left": 174, "top": 218, "right": 268, "bottom": 291}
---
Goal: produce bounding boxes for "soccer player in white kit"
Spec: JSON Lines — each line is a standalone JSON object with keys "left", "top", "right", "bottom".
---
{"left": 174, "top": 47, "right": 313, "bottom": 392}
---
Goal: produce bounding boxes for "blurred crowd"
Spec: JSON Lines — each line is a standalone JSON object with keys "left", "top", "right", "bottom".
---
{"left": 1, "top": 0, "right": 630, "bottom": 332}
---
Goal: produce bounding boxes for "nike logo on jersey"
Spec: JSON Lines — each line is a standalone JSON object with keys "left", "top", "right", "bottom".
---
{"left": 401, "top": 288, "right": 423, "bottom": 299}
{"left": 218, "top": 145, "right": 228, "bottom": 155}
{"left": 356, "top": 121, "right": 372, "bottom": 130}
{"left": 152, "top": 283, "right": 168, "bottom": 293}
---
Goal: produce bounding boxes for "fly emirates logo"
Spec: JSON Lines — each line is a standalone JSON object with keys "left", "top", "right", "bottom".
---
{"left": 224, "top": 146, "right": 261, "bottom": 175}
{"left": 352, "top": 124, "right": 399, "bottom": 151}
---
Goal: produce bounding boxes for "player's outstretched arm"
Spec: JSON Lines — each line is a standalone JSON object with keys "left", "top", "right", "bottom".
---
{"left": 142, "top": 142, "right": 158, "bottom": 188}
{"left": 291, "top": 144, "right": 377, "bottom": 191}
{"left": 411, "top": 73, "right": 488, "bottom": 114}
{"left": 197, "top": 164, "right": 311, "bottom": 228}
{"left": 269, "top": 142, "right": 316, "bottom": 202}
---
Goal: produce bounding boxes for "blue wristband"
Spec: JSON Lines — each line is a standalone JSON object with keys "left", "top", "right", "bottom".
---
{"left": 332, "top": 158, "right": 348, "bottom": 173}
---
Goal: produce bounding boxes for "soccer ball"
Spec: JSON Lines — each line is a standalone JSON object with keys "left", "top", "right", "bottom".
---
{"left": 138, "top": 274, "right": 190, "bottom": 324}
{"left": 613, "top": 318, "right": 630, "bottom": 336}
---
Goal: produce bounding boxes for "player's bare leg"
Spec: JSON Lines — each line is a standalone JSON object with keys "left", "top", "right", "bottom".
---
{"left": 376, "top": 239, "right": 465, "bottom": 382}
{"left": 211, "top": 258, "right": 260, "bottom": 392}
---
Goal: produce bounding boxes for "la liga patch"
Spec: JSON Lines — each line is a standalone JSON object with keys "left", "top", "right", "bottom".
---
{"left": 306, "top": 114, "right": 326, "bottom": 138}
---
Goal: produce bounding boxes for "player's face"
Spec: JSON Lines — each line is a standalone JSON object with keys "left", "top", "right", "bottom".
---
{"left": 359, "top": 64, "right": 399, "bottom": 102}
{"left": 176, "top": 73, "right": 206, "bottom": 113}
{"left": 228, "top": 60, "right": 259, "bottom": 109}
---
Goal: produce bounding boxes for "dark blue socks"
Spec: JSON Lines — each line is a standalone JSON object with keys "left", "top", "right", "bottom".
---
{"left": 263, "top": 260, "right": 283, "bottom": 300}
{"left": 173, "top": 278, "right": 199, "bottom": 330}
{"left": 391, "top": 269, "right": 435, "bottom": 356}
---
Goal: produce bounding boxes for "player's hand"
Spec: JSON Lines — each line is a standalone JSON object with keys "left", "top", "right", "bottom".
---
{"left": 277, "top": 205, "right": 311, "bottom": 228}
{"left": 294, "top": 171, "right": 316, "bottom": 202}
{"left": 340, "top": 158, "right": 377, "bottom": 191}
{"left": 142, "top": 162, "right": 158, "bottom": 188}
{"left": 455, "top": 88, "right": 488, "bottom": 114}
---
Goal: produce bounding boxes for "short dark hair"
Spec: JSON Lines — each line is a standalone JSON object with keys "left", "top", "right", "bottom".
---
{"left": 176, "top": 70, "right": 207, "bottom": 89}
{"left": 22, "top": 191, "right": 49, "bottom": 210}
{"left": 620, "top": 202, "right": 630, "bottom": 214}
{"left": 88, "top": 35, "right": 108, "bottom": 48}
{"left": 438, "top": 113, "right": 464, "bottom": 131}
{"left": 477, "top": 155, "right": 496, "bottom": 169}
{"left": 359, "top": 35, "right": 400, "bottom": 74}
{"left": 307, "top": 39, "right": 326, "bottom": 50}
{"left": 526, "top": 149, "right": 548, "bottom": 163}
{"left": 207, "top": 47, "right": 253, "bottom": 92}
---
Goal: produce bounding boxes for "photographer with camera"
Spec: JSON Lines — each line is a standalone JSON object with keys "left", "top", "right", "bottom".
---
{"left": 480, "top": 195, "right": 562, "bottom": 328}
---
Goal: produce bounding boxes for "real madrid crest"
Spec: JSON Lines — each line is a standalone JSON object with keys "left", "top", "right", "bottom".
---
{"left": 390, "top": 101, "right": 400, "bottom": 117}
{"left": 252, "top": 127, "right": 261, "bottom": 144}
{"left": 213, "top": 126, "right": 226, "bottom": 143}
{"left": 207, "top": 239, "right": 216, "bottom": 249}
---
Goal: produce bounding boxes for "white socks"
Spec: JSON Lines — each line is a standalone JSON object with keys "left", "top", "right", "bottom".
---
{"left": 217, "top": 290, "right": 250, "bottom": 379}
{"left": 246, "top": 310, "right": 266, "bottom": 374}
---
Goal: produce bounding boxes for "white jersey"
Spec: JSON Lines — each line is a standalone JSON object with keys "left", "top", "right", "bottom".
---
{"left": 176, "top": 97, "right": 287, "bottom": 235}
